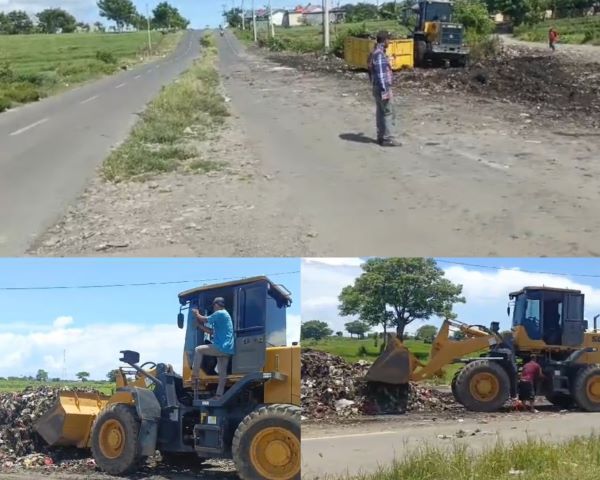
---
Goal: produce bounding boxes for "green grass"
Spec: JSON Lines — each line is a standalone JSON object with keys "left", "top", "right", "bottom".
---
{"left": 235, "top": 21, "right": 410, "bottom": 55}
{"left": 303, "top": 336, "right": 463, "bottom": 384}
{"left": 102, "top": 33, "right": 229, "bottom": 182}
{"left": 515, "top": 16, "right": 600, "bottom": 45}
{"left": 0, "top": 30, "right": 182, "bottom": 111}
{"left": 0, "top": 379, "right": 115, "bottom": 396}
{"left": 346, "top": 436, "right": 600, "bottom": 480}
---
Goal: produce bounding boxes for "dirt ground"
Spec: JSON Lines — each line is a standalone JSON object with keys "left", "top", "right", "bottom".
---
{"left": 30, "top": 34, "right": 600, "bottom": 257}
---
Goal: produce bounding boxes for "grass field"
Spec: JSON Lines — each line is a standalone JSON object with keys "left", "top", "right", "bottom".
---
{"left": 0, "top": 379, "right": 115, "bottom": 395}
{"left": 515, "top": 16, "right": 600, "bottom": 45}
{"left": 348, "top": 436, "right": 600, "bottom": 480}
{"left": 303, "top": 336, "right": 463, "bottom": 384}
{"left": 235, "top": 21, "right": 410, "bottom": 55}
{"left": 103, "top": 33, "right": 228, "bottom": 182}
{"left": 0, "top": 30, "right": 182, "bottom": 112}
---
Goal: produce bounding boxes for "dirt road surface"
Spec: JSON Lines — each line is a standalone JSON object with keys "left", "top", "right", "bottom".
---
{"left": 302, "top": 410, "right": 600, "bottom": 479}
{"left": 33, "top": 32, "right": 600, "bottom": 256}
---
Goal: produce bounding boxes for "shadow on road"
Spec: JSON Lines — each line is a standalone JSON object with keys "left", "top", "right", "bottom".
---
{"left": 339, "top": 133, "right": 377, "bottom": 144}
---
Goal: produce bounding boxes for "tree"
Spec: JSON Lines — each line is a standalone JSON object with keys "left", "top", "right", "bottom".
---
{"left": 339, "top": 258, "right": 465, "bottom": 341}
{"left": 3, "top": 11, "right": 34, "bottom": 34}
{"left": 94, "top": 21, "right": 106, "bottom": 32}
{"left": 342, "top": 3, "right": 380, "bottom": 22}
{"left": 336, "top": 331, "right": 343, "bottom": 336}
{"left": 152, "top": 2, "right": 189, "bottom": 30}
{"left": 453, "top": 329, "right": 466, "bottom": 340}
{"left": 106, "top": 369, "right": 119, "bottom": 382}
{"left": 76, "top": 371, "right": 90, "bottom": 382}
{"left": 36, "top": 369, "right": 49, "bottom": 382}
{"left": 37, "top": 8, "right": 77, "bottom": 34}
{"left": 454, "top": 0, "right": 495, "bottom": 33}
{"left": 301, "top": 320, "right": 333, "bottom": 341}
{"left": 224, "top": 7, "right": 243, "bottom": 28}
{"left": 415, "top": 325, "right": 438, "bottom": 343}
{"left": 345, "top": 320, "right": 371, "bottom": 339}
{"left": 97, "top": 0, "right": 137, "bottom": 31}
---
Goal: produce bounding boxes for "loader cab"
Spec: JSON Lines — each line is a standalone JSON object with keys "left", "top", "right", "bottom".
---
{"left": 509, "top": 287, "right": 586, "bottom": 348}
{"left": 417, "top": 0, "right": 453, "bottom": 26}
{"left": 177, "top": 276, "right": 292, "bottom": 382}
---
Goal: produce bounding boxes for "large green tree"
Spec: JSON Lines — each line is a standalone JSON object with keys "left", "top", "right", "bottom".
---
{"left": 37, "top": 8, "right": 77, "bottom": 33}
{"left": 345, "top": 320, "right": 371, "bottom": 339}
{"left": 342, "top": 3, "right": 380, "bottom": 22}
{"left": 152, "top": 2, "right": 189, "bottom": 29}
{"left": 301, "top": 320, "right": 333, "bottom": 341}
{"left": 76, "top": 371, "right": 90, "bottom": 382}
{"left": 1, "top": 10, "right": 34, "bottom": 34}
{"left": 97, "top": 0, "right": 137, "bottom": 31}
{"left": 339, "top": 258, "right": 465, "bottom": 341}
{"left": 415, "top": 324, "right": 438, "bottom": 343}
{"left": 36, "top": 369, "right": 49, "bottom": 382}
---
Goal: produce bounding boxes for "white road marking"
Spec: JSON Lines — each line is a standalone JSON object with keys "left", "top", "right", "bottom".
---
{"left": 9, "top": 118, "right": 49, "bottom": 136}
{"left": 303, "top": 431, "right": 397, "bottom": 441}
{"left": 134, "top": 74, "right": 142, "bottom": 79}
{"left": 115, "top": 82, "right": 127, "bottom": 89}
{"left": 80, "top": 95, "right": 99, "bottom": 104}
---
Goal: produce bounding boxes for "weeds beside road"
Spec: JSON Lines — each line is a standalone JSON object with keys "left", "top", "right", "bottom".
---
{"left": 0, "top": 31, "right": 182, "bottom": 112}
{"left": 103, "top": 33, "right": 228, "bottom": 182}
{"left": 515, "top": 16, "right": 600, "bottom": 45}
{"left": 0, "top": 379, "right": 114, "bottom": 395}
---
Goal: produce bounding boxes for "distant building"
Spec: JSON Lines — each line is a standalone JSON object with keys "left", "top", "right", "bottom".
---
{"left": 283, "top": 10, "right": 304, "bottom": 27}
{"left": 303, "top": 8, "right": 346, "bottom": 26}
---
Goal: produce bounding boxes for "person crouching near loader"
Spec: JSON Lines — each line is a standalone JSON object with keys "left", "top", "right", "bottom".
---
{"left": 191, "top": 297, "right": 235, "bottom": 399}
{"left": 518, "top": 354, "right": 544, "bottom": 413}
{"left": 368, "top": 31, "right": 400, "bottom": 147}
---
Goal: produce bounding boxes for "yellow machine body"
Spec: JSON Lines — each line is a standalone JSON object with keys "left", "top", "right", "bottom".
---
{"left": 344, "top": 36, "right": 414, "bottom": 71}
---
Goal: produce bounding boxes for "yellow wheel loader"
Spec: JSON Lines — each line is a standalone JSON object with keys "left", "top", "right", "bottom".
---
{"left": 367, "top": 286, "right": 600, "bottom": 412}
{"left": 35, "top": 276, "right": 301, "bottom": 480}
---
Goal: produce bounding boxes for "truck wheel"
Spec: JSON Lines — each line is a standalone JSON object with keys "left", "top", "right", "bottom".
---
{"left": 545, "top": 393, "right": 574, "bottom": 409}
{"left": 414, "top": 40, "right": 426, "bottom": 68}
{"left": 91, "top": 404, "right": 142, "bottom": 475}
{"left": 573, "top": 365, "right": 600, "bottom": 412}
{"left": 233, "top": 404, "right": 301, "bottom": 480}
{"left": 454, "top": 360, "right": 510, "bottom": 412}
{"left": 451, "top": 370, "right": 464, "bottom": 405}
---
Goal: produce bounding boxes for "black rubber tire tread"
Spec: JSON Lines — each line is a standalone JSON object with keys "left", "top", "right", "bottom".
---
{"left": 454, "top": 360, "right": 510, "bottom": 412}
{"left": 91, "top": 403, "right": 143, "bottom": 475}
{"left": 451, "top": 369, "right": 463, "bottom": 405}
{"left": 545, "top": 392, "right": 574, "bottom": 409}
{"left": 414, "top": 40, "right": 426, "bottom": 67}
{"left": 232, "top": 404, "right": 301, "bottom": 480}
{"left": 161, "top": 452, "right": 206, "bottom": 467}
{"left": 573, "top": 365, "right": 600, "bottom": 412}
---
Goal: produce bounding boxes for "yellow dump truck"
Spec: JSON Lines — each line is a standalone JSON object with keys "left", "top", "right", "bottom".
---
{"left": 344, "top": 36, "right": 414, "bottom": 70}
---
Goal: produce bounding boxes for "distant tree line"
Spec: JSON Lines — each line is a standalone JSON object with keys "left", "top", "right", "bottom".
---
{"left": 0, "top": 0, "right": 189, "bottom": 35}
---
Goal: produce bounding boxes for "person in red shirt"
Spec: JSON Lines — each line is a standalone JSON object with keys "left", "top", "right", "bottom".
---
{"left": 549, "top": 28, "right": 559, "bottom": 52}
{"left": 518, "top": 355, "right": 544, "bottom": 412}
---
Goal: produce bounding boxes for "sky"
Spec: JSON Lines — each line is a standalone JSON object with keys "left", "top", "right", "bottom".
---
{"left": 0, "top": 0, "right": 374, "bottom": 29}
{"left": 0, "top": 258, "right": 300, "bottom": 380}
{"left": 302, "top": 258, "right": 600, "bottom": 336}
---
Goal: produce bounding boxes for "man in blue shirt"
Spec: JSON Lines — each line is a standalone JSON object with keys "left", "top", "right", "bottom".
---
{"left": 368, "top": 31, "right": 400, "bottom": 147}
{"left": 191, "top": 297, "right": 235, "bottom": 398}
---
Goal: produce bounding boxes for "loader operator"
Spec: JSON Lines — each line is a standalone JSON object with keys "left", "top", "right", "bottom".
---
{"left": 191, "top": 297, "right": 235, "bottom": 398}
{"left": 368, "top": 31, "right": 400, "bottom": 147}
{"left": 518, "top": 354, "right": 544, "bottom": 413}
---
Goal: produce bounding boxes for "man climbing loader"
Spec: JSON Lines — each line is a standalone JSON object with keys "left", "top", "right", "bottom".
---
{"left": 35, "top": 276, "right": 300, "bottom": 480}
{"left": 367, "top": 286, "right": 600, "bottom": 412}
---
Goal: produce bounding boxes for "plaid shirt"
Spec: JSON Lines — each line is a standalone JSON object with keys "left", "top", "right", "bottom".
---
{"left": 369, "top": 43, "right": 393, "bottom": 93}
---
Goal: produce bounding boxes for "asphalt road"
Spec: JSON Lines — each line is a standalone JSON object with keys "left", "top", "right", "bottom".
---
{"left": 0, "top": 30, "right": 202, "bottom": 256}
{"left": 301, "top": 413, "right": 600, "bottom": 479}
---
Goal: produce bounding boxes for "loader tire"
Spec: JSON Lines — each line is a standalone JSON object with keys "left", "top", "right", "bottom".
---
{"left": 232, "top": 404, "right": 301, "bottom": 480}
{"left": 451, "top": 370, "right": 464, "bottom": 405}
{"left": 545, "top": 393, "right": 574, "bottom": 409}
{"left": 573, "top": 365, "right": 600, "bottom": 412}
{"left": 454, "top": 360, "right": 510, "bottom": 412}
{"left": 414, "top": 40, "right": 426, "bottom": 68}
{"left": 91, "top": 404, "right": 142, "bottom": 475}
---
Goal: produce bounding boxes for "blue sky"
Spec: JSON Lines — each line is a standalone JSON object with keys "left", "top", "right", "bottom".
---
{"left": 0, "top": 0, "right": 373, "bottom": 28}
{"left": 302, "top": 258, "right": 600, "bottom": 335}
{"left": 0, "top": 258, "right": 300, "bottom": 379}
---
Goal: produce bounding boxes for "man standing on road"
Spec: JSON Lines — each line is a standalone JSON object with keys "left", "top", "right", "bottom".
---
{"left": 191, "top": 297, "right": 235, "bottom": 399}
{"left": 549, "top": 27, "right": 559, "bottom": 51}
{"left": 518, "top": 354, "right": 544, "bottom": 412}
{"left": 368, "top": 31, "right": 400, "bottom": 147}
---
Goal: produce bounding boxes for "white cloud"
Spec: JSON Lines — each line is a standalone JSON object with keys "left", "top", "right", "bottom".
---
{"left": 304, "top": 258, "right": 364, "bottom": 267}
{"left": 53, "top": 316, "right": 74, "bottom": 328}
{"left": 287, "top": 314, "right": 300, "bottom": 346}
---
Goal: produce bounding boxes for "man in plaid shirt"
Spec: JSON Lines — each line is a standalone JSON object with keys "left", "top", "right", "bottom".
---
{"left": 368, "top": 31, "right": 400, "bottom": 147}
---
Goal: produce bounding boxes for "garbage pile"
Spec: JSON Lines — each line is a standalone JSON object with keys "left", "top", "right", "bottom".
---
{"left": 301, "top": 349, "right": 458, "bottom": 420}
{"left": 0, "top": 386, "right": 96, "bottom": 472}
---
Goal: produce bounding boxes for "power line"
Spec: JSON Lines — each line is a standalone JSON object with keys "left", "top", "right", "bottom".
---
{"left": 0, "top": 271, "right": 300, "bottom": 291}
{"left": 437, "top": 260, "right": 600, "bottom": 279}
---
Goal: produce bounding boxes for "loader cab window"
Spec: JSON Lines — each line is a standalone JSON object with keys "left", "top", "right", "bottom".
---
{"left": 542, "top": 297, "right": 563, "bottom": 346}
{"left": 513, "top": 293, "right": 542, "bottom": 340}
{"left": 423, "top": 2, "right": 452, "bottom": 22}
{"left": 239, "top": 285, "right": 264, "bottom": 334}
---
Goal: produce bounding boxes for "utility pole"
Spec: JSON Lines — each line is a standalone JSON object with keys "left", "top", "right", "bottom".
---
{"left": 252, "top": 0, "right": 257, "bottom": 42}
{"left": 241, "top": 0, "right": 245, "bottom": 30}
{"left": 268, "top": 0, "right": 275, "bottom": 38}
{"left": 146, "top": 3, "right": 152, "bottom": 54}
{"left": 323, "top": 0, "right": 330, "bottom": 51}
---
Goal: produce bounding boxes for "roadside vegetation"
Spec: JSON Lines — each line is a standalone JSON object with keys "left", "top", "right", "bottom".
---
{"left": 515, "top": 16, "right": 600, "bottom": 44}
{"left": 0, "top": 31, "right": 180, "bottom": 112}
{"left": 103, "top": 33, "right": 229, "bottom": 182}
{"left": 347, "top": 436, "right": 600, "bottom": 480}
{"left": 0, "top": 378, "right": 115, "bottom": 395}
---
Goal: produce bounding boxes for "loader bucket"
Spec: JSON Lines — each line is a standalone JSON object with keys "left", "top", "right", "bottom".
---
{"left": 365, "top": 335, "right": 416, "bottom": 385}
{"left": 35, "top": 391, "right": 110, "bottom": 449}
